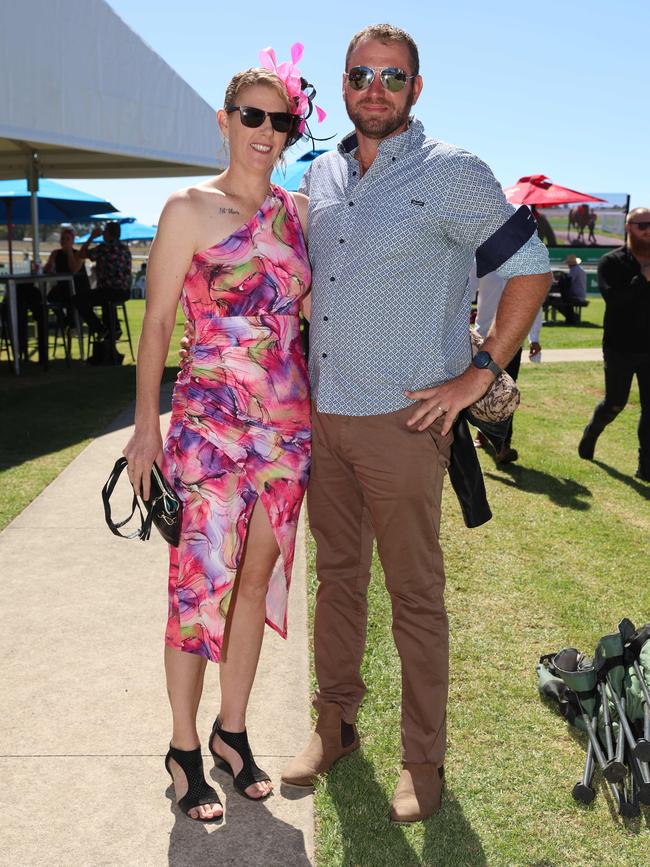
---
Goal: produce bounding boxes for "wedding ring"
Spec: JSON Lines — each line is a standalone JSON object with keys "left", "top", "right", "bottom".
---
{"left": 436, "top": 405, "right": 447, "bottom": 413}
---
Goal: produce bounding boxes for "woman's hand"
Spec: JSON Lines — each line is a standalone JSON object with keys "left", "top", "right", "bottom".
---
{"left": 123, "top": 427, "right": 164, "bottom": 500}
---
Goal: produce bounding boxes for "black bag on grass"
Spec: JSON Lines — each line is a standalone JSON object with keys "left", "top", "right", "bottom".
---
{"left": 87, "top": 337, "right": 124, "bottom": 366}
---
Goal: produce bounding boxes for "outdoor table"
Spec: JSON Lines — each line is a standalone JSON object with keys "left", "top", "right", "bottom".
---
{"left": 0, "top": 273, "right": 83, "bottom": 375}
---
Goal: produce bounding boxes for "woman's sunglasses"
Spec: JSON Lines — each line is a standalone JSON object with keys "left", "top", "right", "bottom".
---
{"left": 226, "top": 105, "right": 297, "bottom": 134}
{"left": 345, "top": 66, "right": 415, "bottom": 93}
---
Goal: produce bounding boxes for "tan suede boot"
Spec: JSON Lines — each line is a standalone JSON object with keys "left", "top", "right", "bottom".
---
{"left": 281, "top": 703, "right": 359, "bottom": 787}
{"left": 389, "top": 763, "right": 444, "bottom": 823}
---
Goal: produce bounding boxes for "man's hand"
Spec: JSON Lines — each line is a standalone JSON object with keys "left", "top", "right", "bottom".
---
{"left": 89, "top": 226, "right": 103, "bottom": 240}
{"left": 529, "top": 341, "right": 541, "bottom": 358}
{"left": 179, "top": 319, "right": 196, "bottom": 366}
{"left": 405, "top": 366, "right": 495, "bottom": 436}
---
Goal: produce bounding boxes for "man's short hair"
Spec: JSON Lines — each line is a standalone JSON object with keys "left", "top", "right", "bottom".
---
{"left": 104, "top": 221, "right": 121, "bottom": 241}
{"left": 345, "top": 24, "right": 420, "bottom": 76}
{"left": 626, "top": 207, "right": 650, "bottom": 224}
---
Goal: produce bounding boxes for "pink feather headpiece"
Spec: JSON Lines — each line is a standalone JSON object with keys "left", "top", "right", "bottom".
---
{"left": 259, "top": 42, "right": 326, "bottom": 137}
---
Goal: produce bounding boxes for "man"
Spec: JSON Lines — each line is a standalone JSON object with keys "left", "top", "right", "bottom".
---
{"left": 549, "top": 253, "right": 587, "bottom": 324}
{"left": 469, "top": 264, "right": 543, "bottom": 463}
{"left": 578, "top": 208, "right": 650, "bottom": 482}
{"left": 280, "top": 24, "right": 551, "bottom": 822}
{"left": 80, "top": 220, "right": 132, "bottom": 346}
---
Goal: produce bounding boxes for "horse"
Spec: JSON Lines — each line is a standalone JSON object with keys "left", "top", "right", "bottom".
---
{"left": 568, "top": 205, "right": 595, "bottom": 243}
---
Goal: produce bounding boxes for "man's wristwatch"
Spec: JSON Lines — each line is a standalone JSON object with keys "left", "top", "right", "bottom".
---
{"left": 472, "top": 350, "right": 502, "bottom": 377}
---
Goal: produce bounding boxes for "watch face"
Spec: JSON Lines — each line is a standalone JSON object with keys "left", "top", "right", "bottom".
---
{"left": 474, "top": 351, "right": 491, "bottom": 369}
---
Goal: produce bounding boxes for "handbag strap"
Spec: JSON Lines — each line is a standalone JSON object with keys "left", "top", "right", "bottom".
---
{"left": 101, "top": 457, "right": 149, "bottom": 541}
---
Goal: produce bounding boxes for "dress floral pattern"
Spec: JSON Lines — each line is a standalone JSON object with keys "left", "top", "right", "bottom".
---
{"left": 163, "top": 185, "right": 311, "bottom": 663}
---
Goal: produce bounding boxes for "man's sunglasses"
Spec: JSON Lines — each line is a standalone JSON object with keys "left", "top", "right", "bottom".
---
{"left": 226, "top": 105, "right": 297, "bottom": 134}
{"left": 629, "top": 221, "right": 650, "bottom": 231}
{"left": 345, "top": 66, "right": 415, "bottom": 92}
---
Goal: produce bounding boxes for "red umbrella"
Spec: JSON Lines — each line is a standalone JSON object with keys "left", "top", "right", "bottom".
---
{"left": 503, "top": 175, "right": 605, "bottom": 207}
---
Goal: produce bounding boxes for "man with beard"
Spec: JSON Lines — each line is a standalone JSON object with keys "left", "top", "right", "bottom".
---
{"left": 578, "top": 207, "right": 650, "bottom": 481}
{"left": 281, "top": 24, "right": 551, "bottom": 822}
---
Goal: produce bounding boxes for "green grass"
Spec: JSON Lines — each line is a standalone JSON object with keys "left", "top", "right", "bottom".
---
{"left": 538, "top": 295, "right": 604, "bottom": 350}
{"left": 307, "top": 362, "right": 649, "bottom": 867}
{"left": 3, "top": 295, "right": 647, "bottom": 863}
{"left": 0, "top": 300, "right": 185, "bottom": 529}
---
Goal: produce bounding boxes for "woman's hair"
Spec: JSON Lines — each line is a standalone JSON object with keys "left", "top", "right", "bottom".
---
{"left": 223, "top": 68, "right": 298, "bottom": 151}
{"left": 224, "top": 69, "right": 293, "bottom": 113}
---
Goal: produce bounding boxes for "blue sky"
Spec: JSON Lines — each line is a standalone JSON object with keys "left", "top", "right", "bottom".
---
{"left": 64, "top": 0, "right": 649, "bottom": 224}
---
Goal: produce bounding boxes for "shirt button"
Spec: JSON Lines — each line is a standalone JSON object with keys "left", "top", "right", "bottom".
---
{"left": 330, "top": 276, "right": 336, "bottom": 282}
{"left": 339, "top": 238, "right": 345, "bottom": 244}
{"left": 392, "top": 157, "right": 396, "bottom": 162}
{"left": 352, "top": 171, "right": 357, "bottom": 177}
{"left": 323, "top": 316, "right": 329, "bottom": 321}
{"left": 321, "top": 352, "right": 327, "bottom": 358}
{"left": 348, "top": 201, "right": 354, "bottom": 206}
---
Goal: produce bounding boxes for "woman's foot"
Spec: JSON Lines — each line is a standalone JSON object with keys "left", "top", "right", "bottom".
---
{"left": 165, "top": 744, "right": 223, "bottom": 822}
{"left": 210, "top": 718, "right": 273, "bottom": 799}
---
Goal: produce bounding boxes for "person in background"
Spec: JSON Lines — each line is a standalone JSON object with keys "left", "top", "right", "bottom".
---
{"left": 578, "top": 207, "right": 650, "bottom": 481}
{"left": 132, "top": 262, "right": 147, "bottom": 298}
{"left": 43, "top": 226, "right": 105, "bottom": 337}
{"left": 469, "top": 264, "right": 542, "bottom": 463}
{"left": 79, "top": 221, "right": 132, "bottom": 341}
{"left": 548, "top": 253, "right": 588, "bottom": 324}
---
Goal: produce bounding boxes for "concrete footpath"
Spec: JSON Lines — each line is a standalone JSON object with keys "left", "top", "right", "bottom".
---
{"left": 0, "top": 391, "right": 314, "bottom": 867}
{"left": 521, "top": 346, "right": 603, "bottom": 364}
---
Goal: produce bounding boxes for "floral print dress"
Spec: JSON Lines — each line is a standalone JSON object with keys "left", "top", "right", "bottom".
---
{"left": 162, "top": 185, "right": 311, "bottom": 663}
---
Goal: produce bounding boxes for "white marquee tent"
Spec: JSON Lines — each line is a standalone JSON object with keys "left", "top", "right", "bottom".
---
{"left": 0, "top": 0, "right": 223, "bottom": 264}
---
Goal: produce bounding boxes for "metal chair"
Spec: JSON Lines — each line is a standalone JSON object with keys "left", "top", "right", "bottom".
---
{"left": 86, "top": 298, "right": 135, "bottom": 361}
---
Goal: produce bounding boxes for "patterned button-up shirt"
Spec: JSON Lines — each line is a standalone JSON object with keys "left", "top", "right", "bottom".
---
{"left": 88, "top": 241, "right": 132, "bottom": 296}
{"left": 300, "top": 118, "right": 550, "bottom": 416}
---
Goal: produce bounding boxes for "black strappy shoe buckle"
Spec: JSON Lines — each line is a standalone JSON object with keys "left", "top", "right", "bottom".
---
{"left": 209, "top": 717, "right": 272, "bottom": 800}
{"left": 165, "top": 744, "right": 223, "bottom": 822}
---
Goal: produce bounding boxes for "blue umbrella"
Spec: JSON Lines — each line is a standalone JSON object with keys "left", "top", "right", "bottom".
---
{"left": 0, "top": 179, "right": 117, "bottom": 270}
{"left": 271, "top": 149, "right": 329, "bottom": 191}
{"left": 76, "top": 216, "right": 156, "bottom": 244}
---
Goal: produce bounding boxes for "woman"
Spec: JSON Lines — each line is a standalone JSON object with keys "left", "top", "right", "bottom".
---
{"left": 44, "top": 227, "right": 105, "bottom": 336}
{"left": 123, "top": 59, "right": 316, "bottom": 821}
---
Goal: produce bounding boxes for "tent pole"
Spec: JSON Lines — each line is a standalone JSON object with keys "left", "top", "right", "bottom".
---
{"left": 28, "top": 152, "right": 40, "bottom": 270}
{"left": 6, "top": 198, "right": 14, "bottom": 272}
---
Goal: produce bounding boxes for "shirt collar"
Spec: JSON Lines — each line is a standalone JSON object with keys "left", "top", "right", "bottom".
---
{"left": 338, "top": 116, "right": 425, "bottom": 162}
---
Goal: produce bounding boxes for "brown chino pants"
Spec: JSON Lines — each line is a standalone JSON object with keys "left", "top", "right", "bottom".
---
{"left": 307, "top": 404, "right": 452, "bottom": 765}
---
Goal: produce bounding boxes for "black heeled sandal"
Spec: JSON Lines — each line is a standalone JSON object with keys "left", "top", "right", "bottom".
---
{"left": 209, "top": 716, "right": 272, "bottom": 801}
{"left": 165, "top": 744, "right": 223, "bottom": 822}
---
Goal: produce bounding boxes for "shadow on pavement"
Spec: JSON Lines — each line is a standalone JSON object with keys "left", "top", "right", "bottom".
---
{"left": 484, "top": 463, "right": 593, "bottom": 511}
{"left": 592, "top": 460, "right": 650, "bottom": 501}
{"left": 167, "top": 766, "right": 312, "bottom": 867}
{"left": 325, "top": 751, "right": 487, "bottom": 866}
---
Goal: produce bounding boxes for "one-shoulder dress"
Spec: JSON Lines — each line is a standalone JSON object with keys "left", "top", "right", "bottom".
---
{"left": 162, "top": 185, "right": 311, "bottom": 663}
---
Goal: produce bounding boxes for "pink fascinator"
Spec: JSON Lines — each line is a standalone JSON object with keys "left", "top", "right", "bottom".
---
{"left": 259, "top": 42, "right": 327, "bottom": 141}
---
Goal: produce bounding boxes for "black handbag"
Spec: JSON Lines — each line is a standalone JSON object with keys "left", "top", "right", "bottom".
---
{"left": 101, "top": 457, "right": 182, "bottom": 547}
